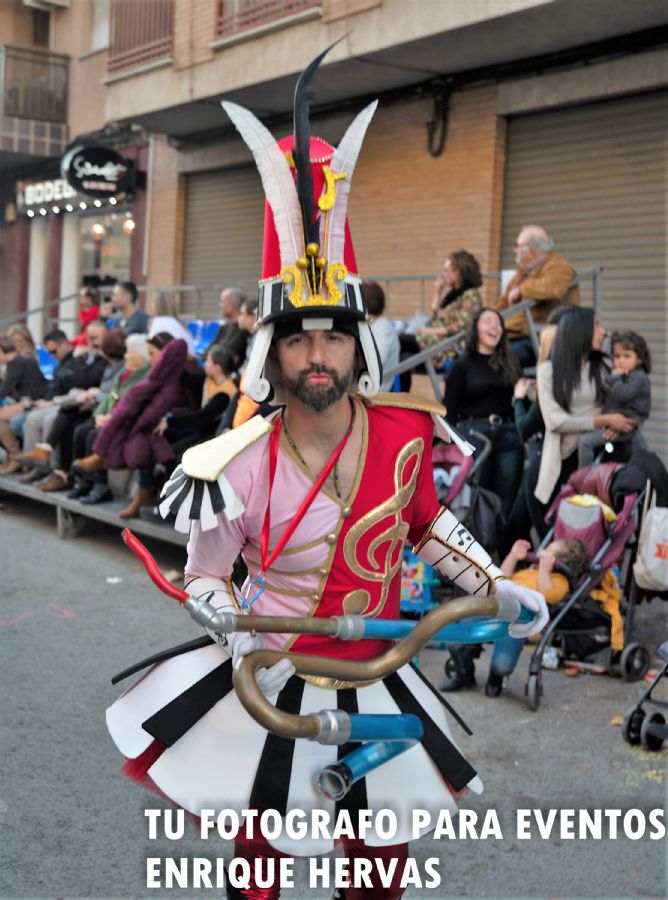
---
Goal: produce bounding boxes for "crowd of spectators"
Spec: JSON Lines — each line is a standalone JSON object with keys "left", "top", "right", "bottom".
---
{"left": 0, "top": 229, "right": 653, "bottom": 517}
{"left": 0, "top": 282, "right": 252, "bottom": 514}
{"left": 0, "top": 230, "right": 657, "bottom": 694}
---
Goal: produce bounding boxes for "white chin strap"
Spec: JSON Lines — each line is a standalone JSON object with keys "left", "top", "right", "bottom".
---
{"left": 243, "top": 318, "right": 382, "bottom": 404}
{"left": 244, "top": 323, "right": 274, "bottom": 402}
{"left": 357, "top": 320, "right": 382, "bottom": 397}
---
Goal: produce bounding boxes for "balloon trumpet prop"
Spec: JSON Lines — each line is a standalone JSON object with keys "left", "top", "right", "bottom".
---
{"left": 122, "top": 528, "right": 533, "bottom": 799}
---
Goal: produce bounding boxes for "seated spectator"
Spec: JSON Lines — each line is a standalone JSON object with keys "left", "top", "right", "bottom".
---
{"left": 69, "top": 334, "right": 151, "bottom": 504}
{"left": 147, "top": 291, "right": 197, "bottom": 357}
{"left": 71, "top": 286, "right": 102, "bottom": 347}
{"left": 74, "top": 337, "right": 188, "bottom": 518}
{"left": 0, "top": 336, "right": 48, "bottom": 474}
{"left": 493, "top": 225, "right": 580, "bottom": 367}
{"left": 443, "top": 538, "right": 588, "bottom": 693}
{"left": 0, "top": 324, "right": 42, "bottom": 466}
{"left": 236, "top": 297, "right": 258, "bottom": 372}
{"left": 156, "top": 346, "right": 238, "bottom": 462}
{"left": 7, "top": 324, "right": 38, "bottom": 359}
{"left": 16, "top": 328, "right": 125, "bottom": 492}
{"left": 362, "top": 281, "right": 400, "bottom": 392}
{"left": 102, "top": 281, "right": 149, "bottom": 335}
{"left": 500, "top": 324, "right": 557, "bottom": 552}
{"left": 214, "top": 301, "right": 274, "bottom": 432}
{"left": 15, "top": 329, "right": 107, "bottom": 484}
{"left": 0, "top": 335, "right": 47, "bottom": 403}
{"left": 207, "top": 286, "right": 249, "bottom": 368}
{"left": 443, "top": 307, "right": 523, "bottom": 519}
{"left": 400, "top": 250, "right": 483, "bottom": 373}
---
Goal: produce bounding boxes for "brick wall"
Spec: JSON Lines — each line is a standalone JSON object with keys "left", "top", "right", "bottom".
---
{"left": 146, "top": 82, "right": 507, "bottom": 318}
{"left": 146, "top": 136, "right": 185, "bottom": 290}
{"left": 52, "top": 1, "right": 108, "bottom": 139}
{"left": 68, "top": 51, "right": 109, "bottom": 139}
{"left": 174, "top": 0, "right": 216, "bottom": 69}
{"left": 347, "top": 83, "right": 506, "bottom": 316}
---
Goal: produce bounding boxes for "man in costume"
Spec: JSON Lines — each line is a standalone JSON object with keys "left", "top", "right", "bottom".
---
{"left": 106, "top": 47, "right": 547, "bottom": 900}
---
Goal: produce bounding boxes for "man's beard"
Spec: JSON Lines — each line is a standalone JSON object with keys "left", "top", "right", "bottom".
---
{"left": 283, "top": 363, "right": 355, "bottom": 412}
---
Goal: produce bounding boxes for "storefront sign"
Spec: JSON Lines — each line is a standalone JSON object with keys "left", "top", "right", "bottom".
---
{"left": 17, "top": 178, "right": 77, "bottom": 209}
{"left": 61, "top": 145, "right": 135, "bottom": 197}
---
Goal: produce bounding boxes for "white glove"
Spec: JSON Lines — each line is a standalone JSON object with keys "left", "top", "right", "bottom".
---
{"left": 231, "top": 633, "right": 295, "bottom": 698}
{"left": 186, "top": 577, "right": 296, "bottom": 697}
{"left": 494, "top": 578, "right": 549, "bottom": 639}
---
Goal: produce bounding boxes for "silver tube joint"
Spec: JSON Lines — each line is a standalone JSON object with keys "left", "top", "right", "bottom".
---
{"left": 332, "top": 615, "right": 366, "bottom": 641}
{"left": 494, "top": 593, "right": 522, "bottom": 622}
{"left": 183, "top": 594, "right": 237, "bottom": 633}
{"left": 311, "top": 709, "right": 352, "bottom": 745}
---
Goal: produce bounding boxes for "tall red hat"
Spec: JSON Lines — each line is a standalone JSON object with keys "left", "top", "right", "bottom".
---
{"left": 222, "top": 44, "right": 381, "bottom": 402}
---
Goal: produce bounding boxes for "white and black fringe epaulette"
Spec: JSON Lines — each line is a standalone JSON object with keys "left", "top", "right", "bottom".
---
{"left": 158, "top": 416, "right": 272, "bottom": 533}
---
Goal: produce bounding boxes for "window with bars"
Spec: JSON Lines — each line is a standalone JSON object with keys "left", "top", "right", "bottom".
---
{"left": 216, "top": 0, "right": 321, "bottom": 39}
{"left": 107, "top": 0, "right": 174, "bottom": 75}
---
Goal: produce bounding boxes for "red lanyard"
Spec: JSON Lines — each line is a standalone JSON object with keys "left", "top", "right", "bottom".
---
{"left": 243, "top": 409, "right": 353, "bottom": 609}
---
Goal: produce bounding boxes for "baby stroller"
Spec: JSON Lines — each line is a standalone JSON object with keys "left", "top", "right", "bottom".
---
{"left": 400, "top": 432, "right": 499, "bottom": 617}
{"left": 525, "top": 462, "right": 649, "bottom": 711}
{"left": 622, "top": 640, "right": 668, "bottom": 751}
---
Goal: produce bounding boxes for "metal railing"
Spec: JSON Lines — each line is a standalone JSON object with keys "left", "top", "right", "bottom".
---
{"left": 108, "top": 0, "right": 174, "bottom": 75}
{"left": 112, "top": 267, "right": 600, "bottom": 322}
{"left": 382, "top": 266, "right": 600, "bottom": 402}
{"left": 384, "top": 299, "right": 539, "bottom": 401}
{"left": 216, "top": 0, "right": 321, "bottom": 38}
{"left": 366, "top": 266, "right": 602, "bottom": 320}
{"left": 0, "top": 268, "right": 601, "bottom": 351}
{"left": 0, "top": 45, "right": 68, "bottom": 123}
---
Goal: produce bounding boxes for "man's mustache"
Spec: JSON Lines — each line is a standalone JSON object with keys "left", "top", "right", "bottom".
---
{"left": 298, "top": 365, "right": 339, "bottom": 378}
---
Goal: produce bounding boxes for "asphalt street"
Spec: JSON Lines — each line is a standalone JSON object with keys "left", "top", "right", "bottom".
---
{"left": 1, "top": 495, "right": 666, "bottom": 900}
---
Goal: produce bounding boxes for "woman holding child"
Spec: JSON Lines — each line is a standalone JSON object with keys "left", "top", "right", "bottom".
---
{"left": 535, "top": 307, "right": 639, "bottom": 505}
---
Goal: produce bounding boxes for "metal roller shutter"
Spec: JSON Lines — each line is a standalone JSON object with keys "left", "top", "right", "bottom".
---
{"left": 501, "top": 90, "right": 667, "bottom": 460}
{"left": 182, "top": 166, "right": 265, "bottom": 317}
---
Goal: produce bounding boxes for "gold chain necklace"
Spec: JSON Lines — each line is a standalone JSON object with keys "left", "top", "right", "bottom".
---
{"left": 281, "top": 403, "right": 356, "bottom": 500}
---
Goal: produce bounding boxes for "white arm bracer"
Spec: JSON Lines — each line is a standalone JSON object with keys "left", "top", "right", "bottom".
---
{"left": 413, "top": 507, "right": 503, "bottom": 595}
{"left": 184, "top": 575, "right": 243, "bottom": 656}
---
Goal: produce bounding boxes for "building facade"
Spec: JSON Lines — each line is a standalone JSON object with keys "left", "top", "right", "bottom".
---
{"left": 0, "top": 0, "right": 666, "bottom": 451}
{"left": 0, "top": 0, "right": 146, "bottom": 338}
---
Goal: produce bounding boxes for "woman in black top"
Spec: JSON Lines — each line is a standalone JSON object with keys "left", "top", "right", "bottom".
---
{"left": 0, "top": 336, "right": 47, "bottom": 402}
{"left": 0, "top": 335, "right": 48, "bottom": 473}
{"left": 444, "top": 307, "right": 523, "bottom": 520}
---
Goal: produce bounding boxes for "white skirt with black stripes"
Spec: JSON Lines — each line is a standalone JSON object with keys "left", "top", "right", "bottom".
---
{"left": 106, "top": 643, "right": 483, "bottom": 856}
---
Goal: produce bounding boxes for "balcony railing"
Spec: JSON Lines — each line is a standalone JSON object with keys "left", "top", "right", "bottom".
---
{"left": 216, "top": 0, "right": 321, "bottom": 39}
{"left": 0, "top": 45, "right": 68, "bottom": 123}
{"left": 108, "top": 0, "right": 174, "bottom": 76}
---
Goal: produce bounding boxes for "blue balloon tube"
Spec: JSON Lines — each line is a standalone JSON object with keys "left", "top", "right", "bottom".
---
{"left": 359, "top": 606, "right": 533, "bottom": 644}
{"left": 347, "top": 713, "right": 423, "bottom": 743}
{"left": 318, "top": 739, "right": 420, "bottom": 800}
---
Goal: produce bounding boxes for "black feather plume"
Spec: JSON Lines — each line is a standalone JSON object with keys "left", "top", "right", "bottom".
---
{"left": 293, "top": 38, "right": 345, "bottom": 261}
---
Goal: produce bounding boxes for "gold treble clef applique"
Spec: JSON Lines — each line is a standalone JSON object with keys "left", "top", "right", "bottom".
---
{"left": 342, "top": 438, "right": 423, "bottom": 617}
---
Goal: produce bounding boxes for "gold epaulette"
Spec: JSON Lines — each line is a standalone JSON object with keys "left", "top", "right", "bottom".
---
{"left": 181, "top": 416, "right": 273, "bottom": 482}
{"left": 361, "top": 391, "right": 446, "bottom": 418}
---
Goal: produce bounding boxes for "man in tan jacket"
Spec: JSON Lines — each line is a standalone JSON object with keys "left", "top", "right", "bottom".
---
{"left": 494, "top": 225, "right": 580, "bottom": 365}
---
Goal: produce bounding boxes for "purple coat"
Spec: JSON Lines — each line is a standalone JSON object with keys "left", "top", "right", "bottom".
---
{"left": 93, "top": 339, "right": 187, "bottom": 469}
